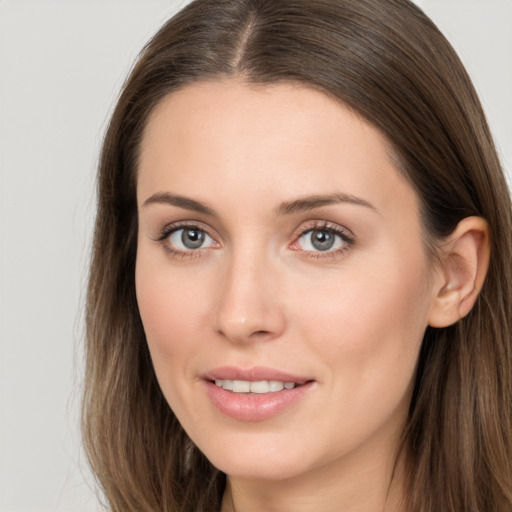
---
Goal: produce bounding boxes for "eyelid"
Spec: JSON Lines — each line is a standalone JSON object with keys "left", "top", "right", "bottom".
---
{"left": 291, "top": 220, "right": 355, "bottom": 241}
{"left": 154, "top": 219, "right": 217, "bottom": 239}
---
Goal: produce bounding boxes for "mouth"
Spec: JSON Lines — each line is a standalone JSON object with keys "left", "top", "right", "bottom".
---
{"left": 202, "top": 366, "right": 312, "bottom": 391}
{"left": 211, "top": 379, "right": 306, "bottom": 394}
{"left": 201, "top": 367, "right": 314, "bottom": 421}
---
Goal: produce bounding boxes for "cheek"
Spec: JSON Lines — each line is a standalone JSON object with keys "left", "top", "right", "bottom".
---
{"left": 135, "top": 258, "right": 217, "bottom": 434}
{"left": 135, "top": 252, "right": 208, "bottom": 385}
{"left": 293, "top": 248, "right": 432, "bottom": 401}
{"left": 137, "top": 268, "right": 188, "bottom": 345}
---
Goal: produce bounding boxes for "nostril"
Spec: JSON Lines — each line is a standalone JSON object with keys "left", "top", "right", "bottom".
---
{"left": 249, "top": 330, "right": 274, "bottom": 340}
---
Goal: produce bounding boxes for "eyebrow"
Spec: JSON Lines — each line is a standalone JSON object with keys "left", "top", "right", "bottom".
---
{"left": 141, "top": 191, "right": 376, "bottom": 216}
{"left": 275, "top": 193, "right": 376, "bottom": 216}
{"left": 142, "top": 192, "right": 215, "bottom": 215}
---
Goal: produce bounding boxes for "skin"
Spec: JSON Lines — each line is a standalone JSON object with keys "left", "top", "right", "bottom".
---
{"left": 135, "top": 79, "right": 487, "bottom": 512}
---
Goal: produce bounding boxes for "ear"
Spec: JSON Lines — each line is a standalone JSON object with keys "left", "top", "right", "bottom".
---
{"left": 428, "top": 216, "right": 490, "bottom": 328}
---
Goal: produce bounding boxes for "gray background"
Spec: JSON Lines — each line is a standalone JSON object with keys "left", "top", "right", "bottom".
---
{"left": 1, "top": 1, "right": 511, "bottom": 510}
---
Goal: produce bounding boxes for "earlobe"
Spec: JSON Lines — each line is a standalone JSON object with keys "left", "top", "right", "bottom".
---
{"left": 428, "top": 216, "right": 490, "bottom": 328}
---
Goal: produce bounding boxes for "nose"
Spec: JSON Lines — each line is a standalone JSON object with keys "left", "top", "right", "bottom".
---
{"left": 213, "top": 249, "right": 286, "bottom": 344}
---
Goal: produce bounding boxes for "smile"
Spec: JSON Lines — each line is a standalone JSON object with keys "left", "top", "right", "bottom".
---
{"left": 202, "top": 368, "right": 314, "bottom": 421}
{"left": 214, "top": 379, "right": 297, "bottom": 393}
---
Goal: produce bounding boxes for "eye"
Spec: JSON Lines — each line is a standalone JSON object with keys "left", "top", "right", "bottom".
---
{"left": 167, "top": 226, "right": 216, "bottom": 251}
{"left": 292, "top": 223, "right": 354, "bottom": 256}
{"left": 298, "top": 229, "right": 344, "bottom": 251}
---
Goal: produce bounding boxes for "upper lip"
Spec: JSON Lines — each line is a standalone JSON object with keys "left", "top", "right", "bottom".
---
{"left": 202, "top": 366, "right": 312, "bottom": 384}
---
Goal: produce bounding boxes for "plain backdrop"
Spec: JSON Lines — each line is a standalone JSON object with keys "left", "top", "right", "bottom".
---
{"left": 0, "top": 1, "right": 511, "bottom": 510}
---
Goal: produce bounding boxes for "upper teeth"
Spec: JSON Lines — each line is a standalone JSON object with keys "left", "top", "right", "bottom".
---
{"left": 215, "top": 379, "right": 296, "bottom": 393}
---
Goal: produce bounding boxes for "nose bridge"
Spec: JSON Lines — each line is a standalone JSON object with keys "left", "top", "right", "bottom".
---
{"left": 213, "top": 241, "right": 285, "bottom": 343}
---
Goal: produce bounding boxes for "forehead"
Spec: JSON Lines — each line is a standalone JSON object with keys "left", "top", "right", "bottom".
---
{"left": 140, "top": 80, "right": 388, "bottom": 163}
{"left": 137, "top": 79, "right": 417, "bottom": 221}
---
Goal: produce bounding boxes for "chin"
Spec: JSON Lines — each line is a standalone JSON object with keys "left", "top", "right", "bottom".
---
{"left": 194, "top": 431, "right": 323, "bottom": 481}
{"left": 213, "top": 454, "right": 308, "bottom": 481}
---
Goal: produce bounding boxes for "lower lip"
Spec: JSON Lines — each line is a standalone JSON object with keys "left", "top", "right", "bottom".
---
{"left": 204, "top": 380, "right": 314, "bottom": 421}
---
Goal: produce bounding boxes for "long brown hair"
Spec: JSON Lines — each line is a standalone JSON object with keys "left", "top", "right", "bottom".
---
{"left": 83, "top": 0, "right": 512, "bottom": 510}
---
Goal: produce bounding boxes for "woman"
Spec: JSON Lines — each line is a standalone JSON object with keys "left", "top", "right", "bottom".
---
{"left": 83, "top": 0, "right": 512, "bottom": 510}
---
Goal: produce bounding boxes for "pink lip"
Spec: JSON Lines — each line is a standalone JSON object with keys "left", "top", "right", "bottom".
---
{"left": 203, "top": 366, "right": 311, "bottom": 383}
{"left": 201, "top": 366, "right": 314, "bottom": 422}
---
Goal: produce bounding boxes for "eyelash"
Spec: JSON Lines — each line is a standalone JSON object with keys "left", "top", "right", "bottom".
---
{"left": 155, "top": 220, "right": 355, "bottom": 260}
{"left": 290, "top": 221, "right": 355, "bottom": 259}
{"left": 155, "top": 221, "right": 217, "bottom": 259}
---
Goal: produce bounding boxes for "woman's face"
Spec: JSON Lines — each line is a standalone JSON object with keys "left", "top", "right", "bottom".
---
{"left": 136, "top": 80, "right": 440, "bottom": 482}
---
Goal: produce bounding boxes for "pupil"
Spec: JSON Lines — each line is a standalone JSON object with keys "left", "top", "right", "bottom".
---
{"left": 311, "top": 230, "right": 334, "bottom": 251}
{"left": 182, "top": 229, "right": 205, "bottom": 249}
